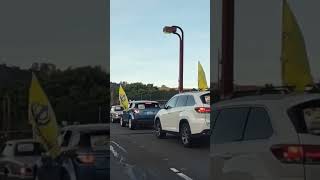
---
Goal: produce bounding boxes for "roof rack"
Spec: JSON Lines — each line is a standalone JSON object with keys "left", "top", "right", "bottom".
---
{"left": 230, "top": 86, "right": 294, "bottom": 99}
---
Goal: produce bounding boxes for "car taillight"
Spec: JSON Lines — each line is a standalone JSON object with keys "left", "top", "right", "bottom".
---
{"left": 195, "top": 107, "right": 211, "bottom": 113}
{"left": 77, "top": 154, "right": 95, "bottom": 164}
{"left": 20, "top": 166, "right": 32, "bottom": 176}
{"left": 134, "top": 109, "right": 140, "bottom": 114}
{"left": 271, "top": 144, "right": 320, "bottom": 164}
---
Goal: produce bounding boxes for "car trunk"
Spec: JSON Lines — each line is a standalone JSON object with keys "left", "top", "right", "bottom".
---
{"left": 288, "top": 99, "right": 320, "bottom": 180}
{"left": 77, "top": 130, "right": 109, "bottom": 170}
{"left": 134, "top": 103, "right": 160, "bottom": 120}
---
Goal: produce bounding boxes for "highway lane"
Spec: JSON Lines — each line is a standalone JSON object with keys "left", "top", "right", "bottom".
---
{"left": 110, "top": 123, "right": 210, "bottom": 180}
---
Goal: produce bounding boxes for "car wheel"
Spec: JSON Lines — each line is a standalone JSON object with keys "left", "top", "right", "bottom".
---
{"left": 129, "top": 119, "right": 135, "bottom": 130}
{"left": 61, "top": 168, "right": 71, "bottom": 180}
{"left": 120, "top": 118, "right": 126, "bottom": 127}
{"left": 180, "top": 123, "right": 192, "bottom": 147}
{"left": 155, "top": 120, "right": 166, "bottom": 138}
{"left": 111, "top": 118, "right": 114, "bottom": 123}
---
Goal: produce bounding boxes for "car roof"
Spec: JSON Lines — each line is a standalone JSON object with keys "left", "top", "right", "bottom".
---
{"left": 175, "top": 91, "right": 210, "bottom": 96}
{"left": 61, "top": 123, "right": 110, "bottom": 132}
{"left": 130, "top": 100, "right": 159, "bottom": 103}
{"left": 214, "top": 93, "right": 320, "bottom": 109}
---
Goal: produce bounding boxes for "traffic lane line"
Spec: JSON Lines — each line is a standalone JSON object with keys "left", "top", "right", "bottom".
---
{"left": 111, "top": 140, "right": 128, "bottom": 153}
{"left": 169, "top": 168, "right": 193, "bottom": 180}
{"left": 112, "top": 124, "right": 209, "bottom": 180}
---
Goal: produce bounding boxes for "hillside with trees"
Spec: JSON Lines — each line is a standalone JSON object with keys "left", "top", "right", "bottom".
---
{"left": 0, "top": 63, "right": 109, "bottom": 134}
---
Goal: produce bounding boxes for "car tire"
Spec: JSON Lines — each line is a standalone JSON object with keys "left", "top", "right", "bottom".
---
{"left": 120, "top": 118, "right": 126, "bottom": 127}
{"left": 155, "top": 120, "right": 166, "bottom": 139}
{"left": 180, "top": 122, "right": 193, "bottom": 147}
{"left": 128, "top": 119, "right": 135, "bottom": 130}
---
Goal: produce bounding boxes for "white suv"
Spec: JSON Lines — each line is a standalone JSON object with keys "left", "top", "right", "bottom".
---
{"left": 210, "top": 93, "right": 320, "bottom": 180}
{"left": 154, "top": 91, "right": 210, "bottom": 147}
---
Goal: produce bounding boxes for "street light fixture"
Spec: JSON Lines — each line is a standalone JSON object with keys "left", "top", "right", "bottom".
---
{"left": 163, "top": 25, "right": 184, "bottom": 93}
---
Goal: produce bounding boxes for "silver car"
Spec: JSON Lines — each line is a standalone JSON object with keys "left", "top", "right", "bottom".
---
{"left": 0, "top": 139, "right": 45, "bottom": 180}
{"left": 211, "top": 93, "right": 320, "bottom": 180}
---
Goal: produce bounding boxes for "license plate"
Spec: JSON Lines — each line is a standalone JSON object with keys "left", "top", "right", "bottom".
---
{"left": 146, "top": 111, "right": 153, "bottom": 115}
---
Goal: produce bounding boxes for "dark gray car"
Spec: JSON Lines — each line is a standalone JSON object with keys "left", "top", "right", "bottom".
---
{"left": 35, "top": 123, "right": 110, "bottom": 180}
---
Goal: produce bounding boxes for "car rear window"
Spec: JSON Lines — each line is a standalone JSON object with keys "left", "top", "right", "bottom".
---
{"left": 288, "top": 99, "right": 320, "bottom": 135}
{"left": 14, "top": 142, "right": 45, "bottom": 156}
{"left": 115, "top": 106, "right": 123, "bottom": 111}
{"left": 136, "top": 103, "right": 159, "bottom": 109}
{"left": 200, "top": 93, "right": 210, "bottom": 104}
{"left": 79, "top": 130, "right": 109, "bottom": 150}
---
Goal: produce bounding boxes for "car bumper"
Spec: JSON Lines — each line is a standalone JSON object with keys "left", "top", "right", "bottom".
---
{"left": 75, "top": 166, "right": 109, "bottom": 180}
{"left": 191, "top": 129, "right": 211, "bottom": 138}
{"left": 132, "top": 119, "right": 154, "bottom": 126}
{"left": 6, "top": 176, "right": 33, "bottom": 180}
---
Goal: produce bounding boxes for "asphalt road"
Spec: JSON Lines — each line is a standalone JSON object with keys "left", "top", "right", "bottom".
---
{"left": 110, "top": 123, "right": 210, "bottom": 180}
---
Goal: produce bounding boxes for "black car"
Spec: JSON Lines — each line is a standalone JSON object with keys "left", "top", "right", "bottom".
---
{"left": 121, "top": 101, "right": 161, "bottom": 130}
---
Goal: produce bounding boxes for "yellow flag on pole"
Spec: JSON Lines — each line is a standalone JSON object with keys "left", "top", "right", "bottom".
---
{"left": 28, "top": 73, "right": 60, "bottom": 158}
{"left": 119, "top": 85, "right": 129, "bottom": 110}
{"left": 281, "top": 0, "right": 313, "bottom": 91}
{"left": 198, "top": 61, "right": 208, "bottom": 91}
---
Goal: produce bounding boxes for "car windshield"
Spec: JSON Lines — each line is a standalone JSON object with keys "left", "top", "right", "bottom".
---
{"left": 136, "top": 103, "right": 160, "bottom": 109}
{"left": 78, "top": 130, "right": 109, "bottom": 150}
{"left": 14, "top": 142, "right": 45, "bottom": 156}
{"left": 200, "top": 93, "right": 210, "bottom": 104}
{"left": 288, "top": 99, "right": 320, "bottom": 135}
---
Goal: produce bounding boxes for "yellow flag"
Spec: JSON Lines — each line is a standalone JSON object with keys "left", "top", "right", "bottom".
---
{"left": 198, "top": 61, "right": 208, "bottom": 91}
{"left": 119, "top": 85, "right": 129, "bottom": 110}
{"left": 281, "top": 0, "right": 313, "bottom": 91}
{"left": 28, "top": 73, "right": 60, "bottom": 158}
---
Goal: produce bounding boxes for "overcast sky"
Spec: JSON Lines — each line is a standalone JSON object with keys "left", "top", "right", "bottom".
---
{"left": 0, "top": 0, "right": 108, "bottom": 70}
{"left": 212, "top": 0, "right": 320, "bottom": 86}
{"left": 110, "top": 0, "right": 210, "bottom": 88}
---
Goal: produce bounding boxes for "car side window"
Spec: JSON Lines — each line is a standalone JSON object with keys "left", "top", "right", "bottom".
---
{"left": 186, "top": 95, "right": 196, "bottom": 106}
{"left": 166, "top": 96, "right": 178, "bottom": 109}
{"left": 212, "top": 107, "right": 250, "bottom": 144}
{"left": 2, "top": 144, "right": 13, "bottom": 156}
{"left": 61, "top": 130, "right": 72, "bottom": 147}
{"left": 176, "top": 95, "right": 188, "bottom": 107}
{"left": 0, "top": 144, "right": 6, "bottom": 155}
{"left": 243, "top": 107, "right": 273, "bottom": 140}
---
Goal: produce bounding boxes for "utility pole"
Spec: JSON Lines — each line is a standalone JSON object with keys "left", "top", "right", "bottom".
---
{"left": 221, "top": 0, "right": 235, "bottom": 98}
{"left": 98, "top": 106, "right": 101, "bottom": 123}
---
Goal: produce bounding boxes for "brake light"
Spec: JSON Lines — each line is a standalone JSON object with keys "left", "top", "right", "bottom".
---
{"left": 134, "top": 109, "right": 140, "bottom": 114}
{"left": 77, "top": 154, "right": 95, "bottom": 164}
{"left": 195, "top": 107, "right": 211, "bottom": 113}
{"left": 271, "top": 144, "right": 320, "bottom": 164}
{"left": 20, "top": 166, "right": 32, "bottom": 176}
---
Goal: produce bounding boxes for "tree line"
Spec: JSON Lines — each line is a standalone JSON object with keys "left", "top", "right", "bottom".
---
{"left": 0, "top": 63, "right": 109, "bottom": 133}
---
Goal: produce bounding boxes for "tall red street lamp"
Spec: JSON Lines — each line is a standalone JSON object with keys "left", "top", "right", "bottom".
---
{"left": 163, "top": 25, "right": 184, "bottom": 93}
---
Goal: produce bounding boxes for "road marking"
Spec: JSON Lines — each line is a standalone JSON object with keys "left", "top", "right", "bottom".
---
{"left": 111, "top": 141, "right": 127, "bottom": 153}
{"left": 170, "top": 168, "right": 179, "bottom": 173}
{"left": 110, "top": 145, "right": 119, "bottom": 158}
{"left": 177, "top": 173, "right": 193, "bottom": 180}
{"left": 169, "top": 168, "right": 193, "bottom": 180}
